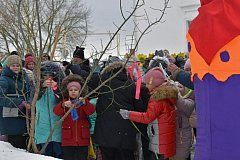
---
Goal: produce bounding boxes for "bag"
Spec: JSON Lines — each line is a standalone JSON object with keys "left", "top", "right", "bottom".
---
{"left": 2, "top": 107, "right": 18, "bottom": 117}
{"left": 88, "top": 137, "right": 96, "bottom": 159}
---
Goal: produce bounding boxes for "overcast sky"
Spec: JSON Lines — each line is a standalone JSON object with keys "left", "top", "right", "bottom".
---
{"left": 81, "top": 0, "right": 138, "bottom": 58}
{"left": 81, "top": 0, "right": 200, "bottom": 58}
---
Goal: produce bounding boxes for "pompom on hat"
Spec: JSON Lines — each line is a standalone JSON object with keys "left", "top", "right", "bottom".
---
{"left": 73, "top": 46, "right": 85, "bottom": 59}
{"left": 144, "top": 67, "right": 166, "bottom": 88}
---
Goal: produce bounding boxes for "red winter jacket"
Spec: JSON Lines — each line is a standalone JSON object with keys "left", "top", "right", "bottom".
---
{"left": 54, "top": 99, "right": 95, "bottom": 146}
{"left": 129, "top": 82, "right": 178, "bottom": 158}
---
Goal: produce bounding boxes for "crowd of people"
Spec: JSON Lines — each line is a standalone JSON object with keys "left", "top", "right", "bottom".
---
{"left": 0, "top": 47, "right": 197, "bottom": 160}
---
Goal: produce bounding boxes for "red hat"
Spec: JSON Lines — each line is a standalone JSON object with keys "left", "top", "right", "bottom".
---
{"left": 144, "top": 67, "right": 166, "bottom": 88}
{"left": 25, "top": 56, "right": 36, "bottom": 67}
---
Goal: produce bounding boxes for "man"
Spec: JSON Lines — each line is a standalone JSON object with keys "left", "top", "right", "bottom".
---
{"left": 65, "top": 46, "right": 90, "bottom": 78}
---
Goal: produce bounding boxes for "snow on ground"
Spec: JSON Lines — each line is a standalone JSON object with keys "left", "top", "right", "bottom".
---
{"left": 0, "top": 141, "right": 61, "bottom": 160}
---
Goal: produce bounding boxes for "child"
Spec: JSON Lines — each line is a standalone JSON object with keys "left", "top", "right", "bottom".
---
{"left": 35, "top": 61, "right": 65, "bottom": 158}
{"left": 119, "top": 67, "right": 178, "bottom": 160}
{"left": 54, "top": 74, "right": 95, "bottom": 160}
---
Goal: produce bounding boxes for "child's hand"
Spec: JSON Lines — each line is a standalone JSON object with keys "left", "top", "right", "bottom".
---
{"left": 73, "top": 97, "right": 85, "bottom": 108}
{"left": 43, "top": 78, "right": 57, "bottom": 88}
{"left": 64, "top": 101, "right": 72, "bottom": 108}
{"left": 78, "top": 97, "right": 85, "bottom": 104}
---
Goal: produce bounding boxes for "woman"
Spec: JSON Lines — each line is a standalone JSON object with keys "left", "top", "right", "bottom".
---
{"left": 0, "top": 55, "right": 31, "bottom": 149}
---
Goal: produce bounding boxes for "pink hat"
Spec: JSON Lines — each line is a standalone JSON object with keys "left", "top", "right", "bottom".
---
{"left": 67, "top": 81, "right": 81, "bottom": 90}
{"left": 25, "top": 56, "right": 36, "bottom": 67}
{"left": 144, "top": 67, "right": 166, "bottom": 88}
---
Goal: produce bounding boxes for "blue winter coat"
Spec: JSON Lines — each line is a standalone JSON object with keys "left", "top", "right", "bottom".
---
{"left": 175, "top": 70, "right": 194, "bottom": 90}
{"left": 35, "top": 87, "right": 62, "bottom": 144}
{"left": 0, "top": 67, "right": 31, "bottom": 135}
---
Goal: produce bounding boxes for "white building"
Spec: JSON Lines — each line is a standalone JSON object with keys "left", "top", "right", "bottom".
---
{"left": 82, "top": 0, "right": 200, "bottom": 57}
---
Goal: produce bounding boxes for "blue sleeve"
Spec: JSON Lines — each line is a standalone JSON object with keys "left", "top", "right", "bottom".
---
{"left": 176, "top": 70, "right": 194, "bottom": 90}
{"left": 0, "top": 78, "right": 23, "bottom": 108}
{"left": 89, "top": 112, "right": 97, "bottom": 134}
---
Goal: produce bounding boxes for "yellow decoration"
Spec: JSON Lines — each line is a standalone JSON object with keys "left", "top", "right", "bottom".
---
{"left": 88, "top": 137, "right": 96, "bottom": 159}
{"left": 172, "top": 52, "right": 186, "bottom": 58}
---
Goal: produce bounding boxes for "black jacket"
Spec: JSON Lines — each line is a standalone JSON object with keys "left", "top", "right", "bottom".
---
{"left": 92, "top": 62, "right": 141, "bottom": 150}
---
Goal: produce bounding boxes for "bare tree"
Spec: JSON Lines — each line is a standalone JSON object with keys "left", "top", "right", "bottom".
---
{"left": 0, "top": 0, "right": 171, "bottom": 156}
{"left": 38, "top": 0, "right": 171, "bottom": 155}
{"left": 0, "top": 0, "right": 90, "bottom": 58}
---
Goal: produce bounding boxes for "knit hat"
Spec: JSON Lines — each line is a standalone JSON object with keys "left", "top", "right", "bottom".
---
{"left": 7, "top": 55, "right": 22, "bottom": 67}
{"left": 73, "top": 46, "right": 85, "bottom": 59}
{"left": 25, "top": 53, "right": 33, "bottom": 59}
{"left": 25, "top": 55, "right": 36, "bottom": 67}
{"left": 144, "top": 67, "right": 166, "bottom": 88}
{"left": 61, "top": 74, "right": 87, "bottom": 98}
{"left": 67, "top": 81, "right": 81, "bottom": 90}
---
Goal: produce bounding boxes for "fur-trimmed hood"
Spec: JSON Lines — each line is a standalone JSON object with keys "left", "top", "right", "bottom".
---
{"left": 101, "top": 62, "right": 126, "bottom": 75}
{"left": 151, "top": 81, "right": 178, "bottom": 101}
{"left": 61, "top": 74, "right": 88, "bottom": 98}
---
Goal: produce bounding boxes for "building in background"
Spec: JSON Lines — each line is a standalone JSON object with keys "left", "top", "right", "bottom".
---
{"left": 81, "top": 0, "right": 200, "bottom": 58}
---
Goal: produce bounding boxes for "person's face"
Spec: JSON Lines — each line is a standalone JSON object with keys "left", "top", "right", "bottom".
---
{"left": 72, "top": 57, "right": 82, "bottom": 64}
{"left": 0, "top": 67, "right": 2, "bottom": 73}
{"left": 9, "top": 64, "right": 20, "bottom": 74}
{"left": 27, "top": 62, "right": 35, "bottom": 70}
{"left": 41, "top": 55, "right": 49, "bottom": 62}
{"left": 68, "top": 86, "right": 80, "bottom": 99}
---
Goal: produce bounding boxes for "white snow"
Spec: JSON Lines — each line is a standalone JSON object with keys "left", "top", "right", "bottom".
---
{"left": 0, "top": 141, "right": 61, "bottom": 160}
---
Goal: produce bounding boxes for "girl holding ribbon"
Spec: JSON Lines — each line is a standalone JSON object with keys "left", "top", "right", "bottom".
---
{"left": 54, "top": 74, "right": 95, "bottom": 160}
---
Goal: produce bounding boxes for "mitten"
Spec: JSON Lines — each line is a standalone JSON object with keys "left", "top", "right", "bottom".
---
{"left": 119, "top": 109, "right": 130, "bottom": 119}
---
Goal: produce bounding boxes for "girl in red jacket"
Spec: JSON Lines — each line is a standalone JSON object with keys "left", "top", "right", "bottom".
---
{"left": 120, "top": 67, "right": 178, "bottom": 160}
{"left": 54, "top": 74, "right": 95, "bottom": 160}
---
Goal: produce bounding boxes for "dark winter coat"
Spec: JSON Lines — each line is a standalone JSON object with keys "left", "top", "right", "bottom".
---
{"left": 0, "top": 67, "right": 30, "bottom": 135}
{"left": 66, "top": 64, "right": 90, "bottom": 79}
{"left": 92, "top": 62, "right": 140, "bottom": 150}
{"left": 172, "top": 69, "right": 194, "bottom": 90}
{"left": 54, "top": 99, "right": 95, "bottom": 146}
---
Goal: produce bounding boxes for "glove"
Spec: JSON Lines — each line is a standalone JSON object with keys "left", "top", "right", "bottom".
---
{"left": 18, "top": 101, "right": 27, "bottom": 110}
{"left": 119, "top": 109, "right": 130, "bottom": 119}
